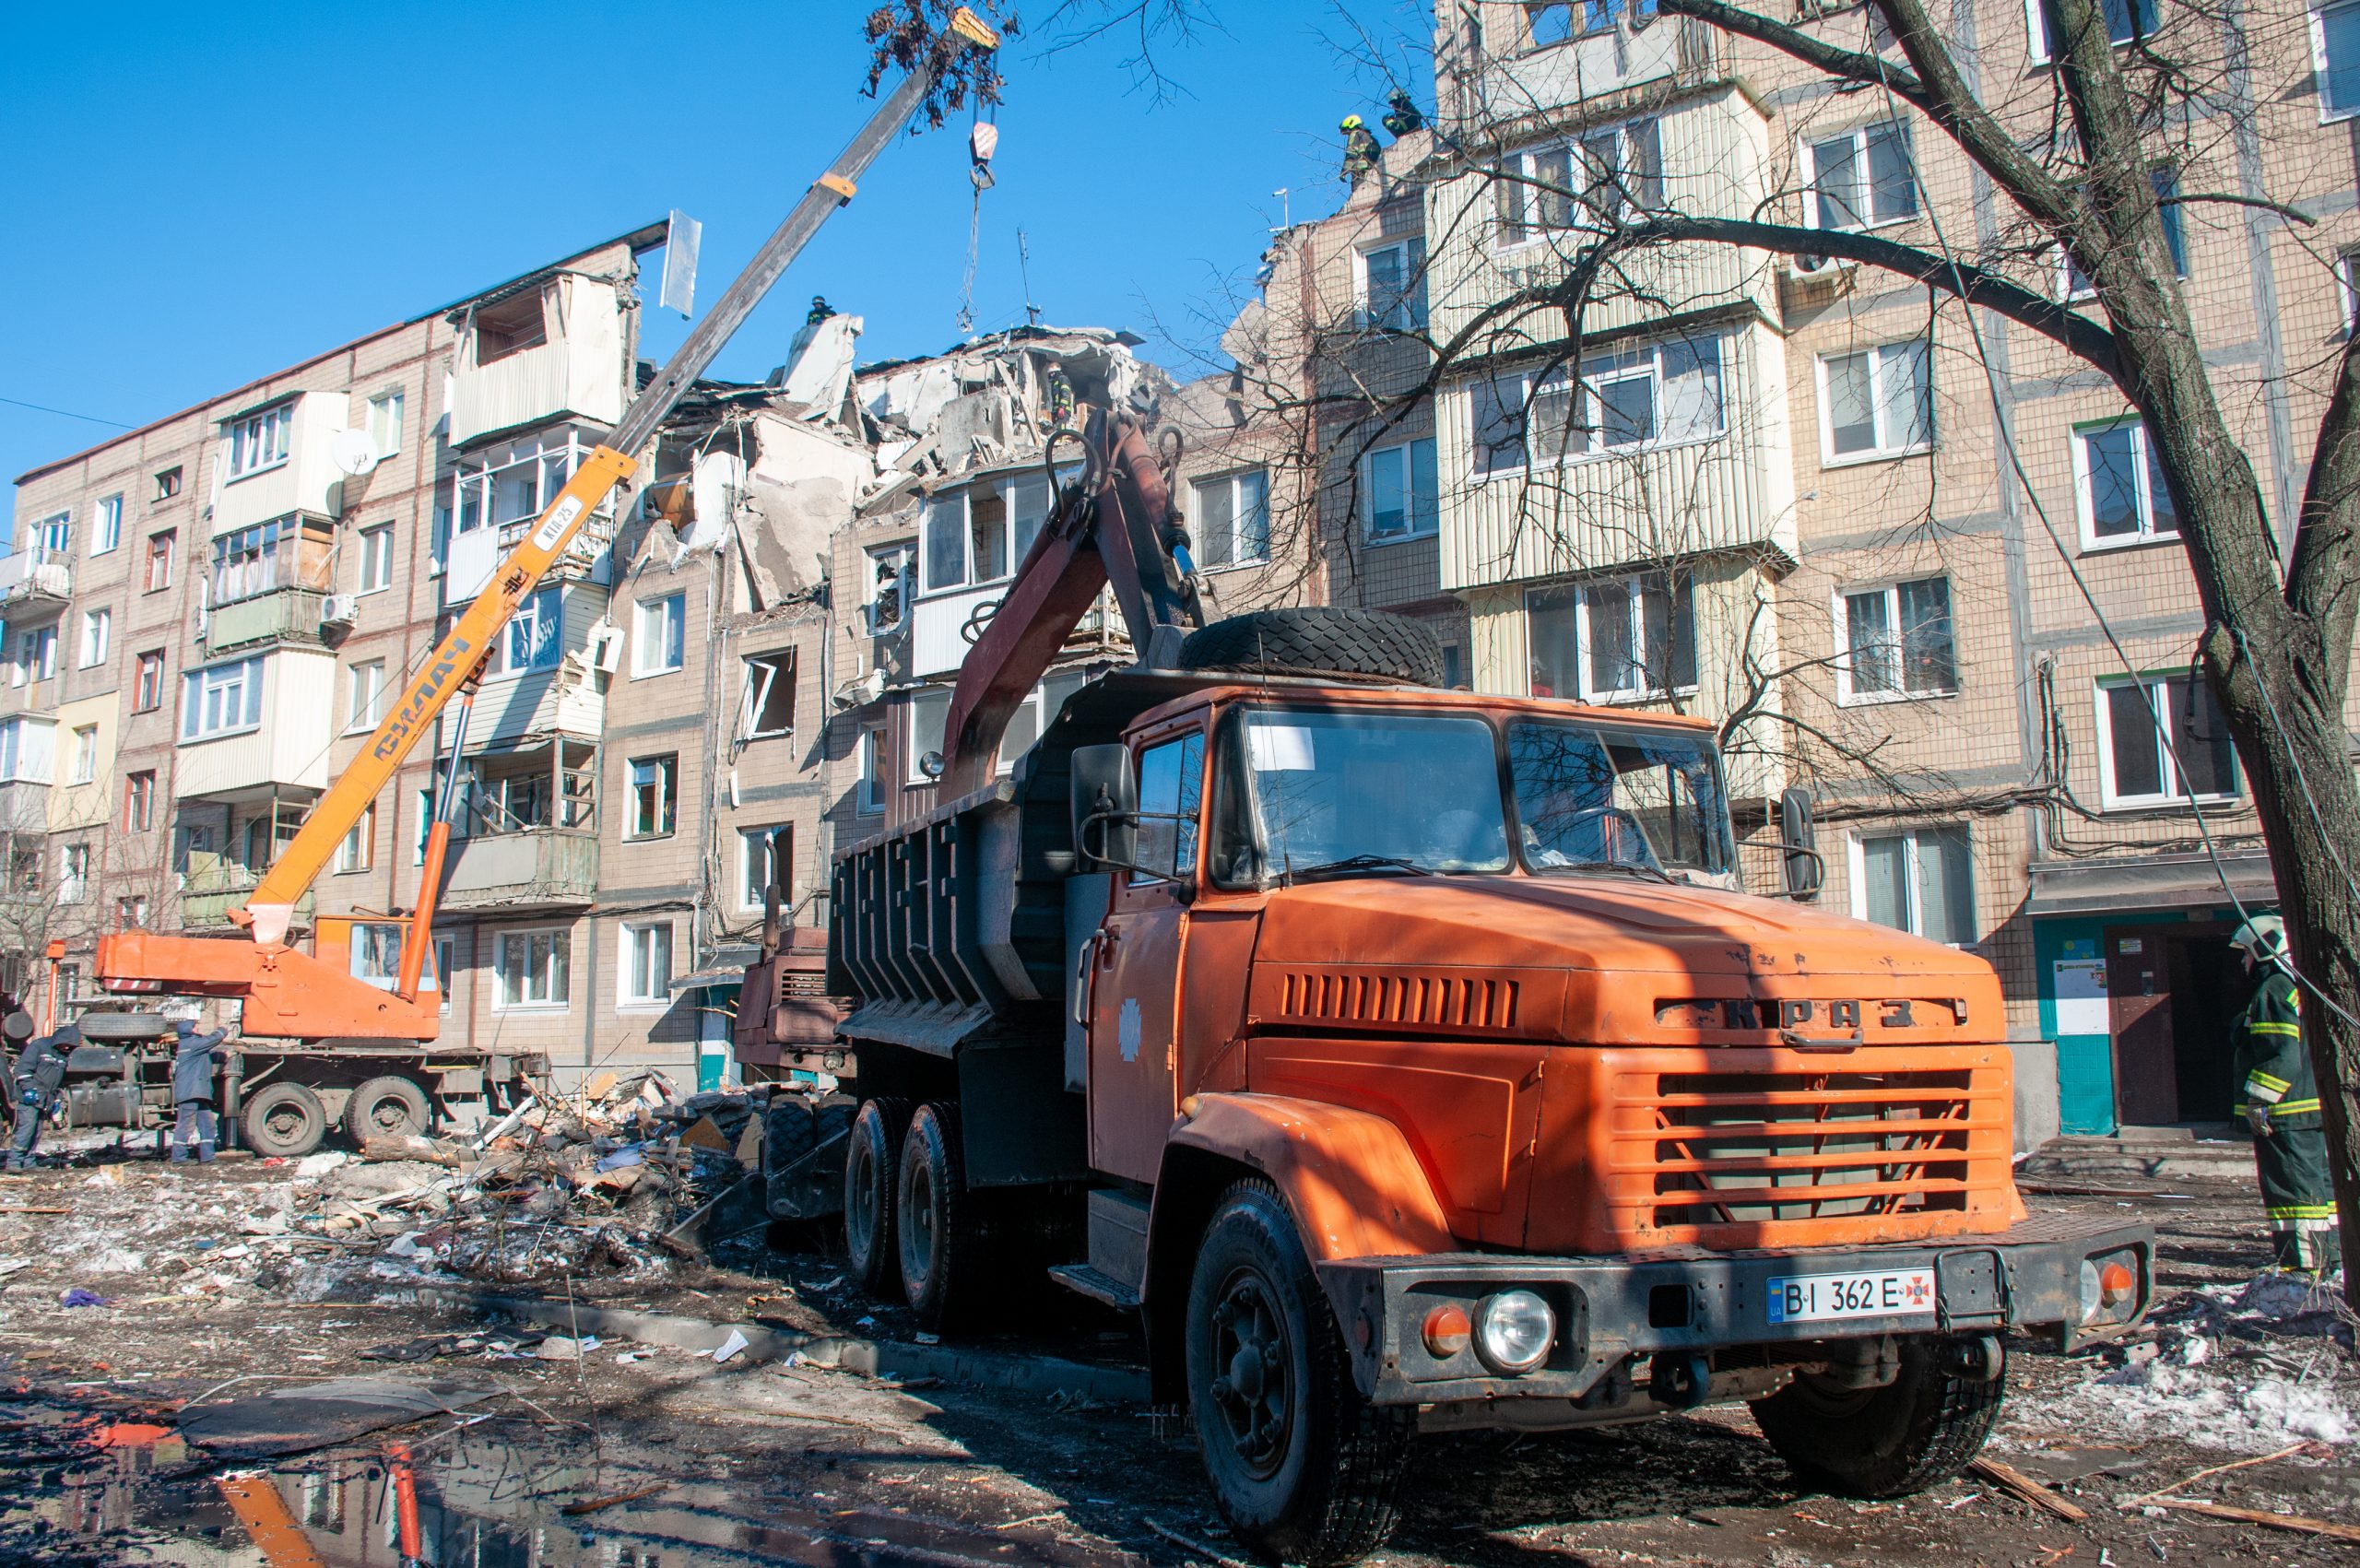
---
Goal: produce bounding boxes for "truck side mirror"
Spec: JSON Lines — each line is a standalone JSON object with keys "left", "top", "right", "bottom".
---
{"left": 1779, "top": 787, "right": 1823, "bottom": 901}
{"left": 1071, "top": 744, "right": 1139, "bottom": 871}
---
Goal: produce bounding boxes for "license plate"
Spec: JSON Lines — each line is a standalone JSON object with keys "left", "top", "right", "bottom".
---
{"left": 1765, "top": 1267, "right": 1936, "bottom": 1324}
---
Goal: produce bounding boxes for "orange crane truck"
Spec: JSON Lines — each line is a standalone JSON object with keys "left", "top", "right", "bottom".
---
{"left": 66, "top": 12, "right": 1005, "bottom": 1157}
{"left": 746, "top": 410, "right": 2154, "bottom": 1564}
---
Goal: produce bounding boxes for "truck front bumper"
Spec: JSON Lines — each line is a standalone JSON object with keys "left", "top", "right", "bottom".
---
{"left": 1316, "top": 1212, "right": 2152, "bottom": 1410}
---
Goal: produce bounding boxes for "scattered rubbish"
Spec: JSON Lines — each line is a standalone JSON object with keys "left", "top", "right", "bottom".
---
{"left": 537, "top": 1336, "right": 602, "bottom": 1362}
{"left": 2141, "top": 1496, "right": 2360, "bottom": 1543}
{"left": 360, "top": 1335, "right": 466, "bottom": 1363}
{"left": 59, "top": 1289, "right": 108, "bottom": 1308}
{"left": 2117, "top": 1442, "right": 2317, "bottom": 1510}
{"left": 1144, "top": 1517, "right": 1250, "bottom": 1568}
{"left": 1966, "top": 1456, "right": 2087, "bottom": 1521}
{"left": 712, "top": 1328, "right": 750, "bottom": 1363}
{"left": 294, "top": 1151, "right": 348, "bottom": 1178}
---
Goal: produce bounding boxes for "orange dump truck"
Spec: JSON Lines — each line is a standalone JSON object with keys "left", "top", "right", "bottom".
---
{"left": 765, "top": 414, "right": 2152, "bottom": 1565}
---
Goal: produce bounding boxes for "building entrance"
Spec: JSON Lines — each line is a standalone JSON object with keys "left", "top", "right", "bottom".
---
{"left": 2104, "top": 921, "right": 2245, "bottom": 1126}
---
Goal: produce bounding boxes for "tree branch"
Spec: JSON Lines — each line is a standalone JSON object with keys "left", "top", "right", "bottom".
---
{"left": 1651, "top": 0, "right": 1929, "bottom": 107}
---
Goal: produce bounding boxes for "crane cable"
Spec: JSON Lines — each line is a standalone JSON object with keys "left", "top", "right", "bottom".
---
{"left": 959, "top": 100, "right": 999, "bottom": 337}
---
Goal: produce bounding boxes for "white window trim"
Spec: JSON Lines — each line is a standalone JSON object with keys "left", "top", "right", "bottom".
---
{"left": 1799, "top": 122, "right": 1918, "bottom": 233}
{"left": 1814, "top": 341, "right": 1934, "bottom": 466}
{"left": 70, "top": 726, "right": 98, "bottom": 786}
{"left": 631, "top": 594, "right": 686, "bottom": 678}
{"left": 1530, "top": 573, "right": 1698, "bottom": 703}
{"left": 1493, "top": 115, "right": 1661, "bottom": 251}
{"left": 1474, "top": 340, "right": 1729, "bottom": 481}
{"left": 2093, "top": 677, "right": 2242, "bottom": 811}
{"left": 77, "top": 609, "right": 110, "bottom": 669}
{"left": 739, "top": 651, "right": 796, "bottom": 740}
{"left": 336, "top": 806, "right": 376, "bottom": 875}
{"left": 1833, "top": 579, "right": 1957, "bottom": 705}
{"left": 31, "top": 512, "right": 69, "bottom": 558}
{"left": 347, "top": 661, "right": 387, "bottom": 733}
{"left": 490, "top": 925, "right": 572, "bottom": 1012}
{"left": 2315, "top": 4, "right": 2360, "bottom": 124}
{"left": 617, "top": 920, "right": 676, "bottom": 1008}
{"left": 1354, "top": 237, "right": 1427, "bottom": 333}
{"left": 367, "top": 389, "right": 406, "bottom": 459}
{"left": 357, "top": 524, "right": 395, "bottom": 595}
{"left": 738, "top": 825, "right": 787, "bottom": 913}
{"left": 1190, "top": 468, "right": 1273, "bottom": 570}
{"left": 864, "top": 545, "right": 913, "bottom": 634}
{"left": 1845, "top": 829, "right": 1976, "bottom": 946}
{"left": 180, "top": 656, "right": 266, "bottom": 743}
{"left": 93, "top": 495, "right": 123, "bottom": 556}
{"left": 627, "top": 754, "right": 678, "bottom": 839}
{"left": 1362, "top": 438, "right": 1438, "bottom": 545}
{"left": 2340, "top": 247, "right": 2360, "bottom": 336}
{"left": 2071, "top": 417, "right": 2178, "bottom": 551}
{"left": 856, "top": 728, "right": 885, "bottom": 816}
{"left": 226, "top": 403, "right": 295, "bottom": 481}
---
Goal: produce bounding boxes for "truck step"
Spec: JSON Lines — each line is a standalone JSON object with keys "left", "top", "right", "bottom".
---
{"left": 1047, "top": 1263, "right": 1141, "bottom": 1312}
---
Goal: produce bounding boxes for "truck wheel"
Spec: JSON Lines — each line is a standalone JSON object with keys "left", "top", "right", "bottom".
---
{"left": 1186, "top": 1180, "right": 1413, "bottom": 1565}
{"left": 1177, "top": 607, "right": 1445, "bottom": 688}
{"left": 344, "top": 1077, "right": 431, "bottom": 1142}
{"left": 896, "top": 1103, "right": 968, "bottom": 1331}
{"left": 844, "top": 1097, "right": 911, "bottom": 1296}
{"left": 1752, "top": 1336, "right": 2006, "bottom": 1498}
{"left": 242, "top": 1083, "right": 327, "bottom": 1159}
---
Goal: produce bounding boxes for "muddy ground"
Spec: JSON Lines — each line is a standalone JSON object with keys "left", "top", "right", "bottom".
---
{"left": 0, "top": 1148, "right": 2354, "bottom": 1567}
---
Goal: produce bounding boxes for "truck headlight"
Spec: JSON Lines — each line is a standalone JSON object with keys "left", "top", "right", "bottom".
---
{"left": 1474, "top": 1291, "right": 1554, "bottom": 1374}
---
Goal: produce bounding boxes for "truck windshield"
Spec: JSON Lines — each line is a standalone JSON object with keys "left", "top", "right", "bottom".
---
{"left": 1229, "top": 710, "right": 1510, "bottom": 882}
{"left": 1507, "top": 721, "right": 1731, "bottom": 877}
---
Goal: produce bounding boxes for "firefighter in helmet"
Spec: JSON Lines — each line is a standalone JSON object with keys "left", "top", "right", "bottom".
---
{"left": 2229, "top": 914, "right": 2341, "bottom": 1274}
{"left": 1340, "top": 114, "right": 1381, "bottom": 182}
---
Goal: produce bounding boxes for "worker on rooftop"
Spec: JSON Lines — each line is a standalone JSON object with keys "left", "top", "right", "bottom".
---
{"left": 6, "top": 1020, "right": 77, "bottom": 1172}
{"left": 1381, "top": 88, "right": 1424, "bottom": 136}
{"left": 1341, "top": 114, "right": 1382, "bottom": 183}
{"left": 2229, "top": 914, "right": 2341, "bottom": 1275}
{"left": 808, "top": 296, "right": 835, "bottom": 324}
{"left": 170, "top": 1019, "right": 230, "bottom": 1164}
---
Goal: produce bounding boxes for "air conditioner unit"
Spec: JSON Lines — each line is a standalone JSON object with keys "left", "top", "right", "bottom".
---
{"left": 320, "top": 594, "right": 359, "bottom": 626}
{"left": 1789, "top": 252, "right": 1853, "bottom": 279}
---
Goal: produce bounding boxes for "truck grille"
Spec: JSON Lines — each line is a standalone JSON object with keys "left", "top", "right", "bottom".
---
{"left": 1278, "top": 971, "right": 1519, "bottom": 1032}
{"left": 1591, "top": 1047, "right": 2015, "bottom": 1248}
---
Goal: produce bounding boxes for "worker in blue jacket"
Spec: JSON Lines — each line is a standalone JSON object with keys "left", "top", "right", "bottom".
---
{"left": 7, "top": 1022, "right": 77, "bottom": 1171}
{"left": 2229, "top": 914, "right": 2340, "bottom": 1274}
{"left": 170, "top": 1020, "right": 230, "bottom": 1163}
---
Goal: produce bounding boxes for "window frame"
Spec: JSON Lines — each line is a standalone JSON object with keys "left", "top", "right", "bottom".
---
{"left": 627, "top": 754, "right": 678, "bottom": 839}
{"left": 347, "top": 659, "right": 387, "bottom": 733}
{"left": 1355, "top": 236, "right": 1429, "bottom": 332}
{"left": 1847, "top": 826, "right": 1976, "bottom": 946}
{"left": 77, "top": 608, "right": 109, "bottom": 669}
{"left": 1362, "top": 437, "right": 1439, "bottom": 544}
{"left": 738, "top": 823, "right": 790, "bottom": 913}
{"left": 856, "top": 728, "right": 885, "bottom": 816}
{"left": 739, "top": 649, "right": 796, "bottom": 739}
{"left": 357, "top": 523, "right": 395, "bottom": 595}
{"left": 1473, "top": 335, "right": 1729, "bottom": 477}
{"left": 918, "top": 470, "right": 1060, "bottom": 596}
{"left": 1815, "top": 339, "right": 1934, "bottom": 464}
{"left": 145, "top": 530, "right": 176, "bottom": 593}
{"left": 2027, "top": 0, "right": 2157, "bottom": 62}
{"left": 32, "top": 511, "right": 69, "bottom": 559}
{"left": 336, "top": 803, "right": 376, "bottom": 874}
{"left": 2071, "top": 416, "right": 2178, "bottom": 549}
{"left": 134, "top": 650, "right": 165, "bottom": 713}
{"left": 2316, "top": 1, "right": 2360, "bottom": 123}
{"left": 1526, "top": 571, "right": 1699, "bottom": 701}
{"left": 632, "top": 593, "right": 686, "bottom": 678}
{"left": 1800, "top": 120, "right": 1920, "bottom": 232}
{"left": 93, "top": 494, "right": 123, "bottom": 555}
{"left": 15, "top": 626, "right": 56, "bottom": 686}
{"left": 226, "top": 402, "right": 295, "bottom": 481}
{"left": 864, "top": 544, "right": 913, "bottom": 634}
{"left": 367, "top": 389, "right": 406, "bottom": 459}
{"left": 2094, "top": 674, "right": 2243, "bottom": 809}
{"left": 59, "top": 843, "right": 89, "bottom": 905}
{"left": 618, "top": 920, "right": 676, "bottom": 1008}
{"left": 1495, "top": 115, "right": 1665, "bottom": 247}
{"left": 490, "top": 925, "right": 572, "bottom": 1011}
{"left": 1190, "top": 468, "right": 1273, "bottom": 569}
{"left": 71, "top": 725, "right": 99, "bottom": 786}
{"left": 1835, "top": 575, "right": 1958, "bottom": 703}
{"left": 180, "top": 655, "right": 266, "bottom": 743}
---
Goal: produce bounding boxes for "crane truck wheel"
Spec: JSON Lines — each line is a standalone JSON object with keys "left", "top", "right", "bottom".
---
{"left": 1749, "top": 1333, "right": 2007, "bottom": 1498}
{"left": 844, "top": 1097, "right": 913, "bottom": 1296}
{"left": 1175, "top": 607, "right": 1446, "bottom": 688}
{"left": 242, "top": 1083, "right": 328, "bottom": 1159}
{"left": 895, "top": 1102, "right": 970, "bottom": 1332}
{"left": 344, "top": 1076, "right": 432, "bottom": 1142}
{"left": 1186, "top": 1180, "right": 1414, "bottom": 1566}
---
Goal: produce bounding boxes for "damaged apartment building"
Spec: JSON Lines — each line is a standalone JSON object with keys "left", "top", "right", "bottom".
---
{"left": 5, "top": 219, "right": 1193, "bottom": 1091}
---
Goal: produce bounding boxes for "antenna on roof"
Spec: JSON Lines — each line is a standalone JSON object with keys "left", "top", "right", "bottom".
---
{"left": 1271, "top": 188, "right": 1292, "bottom": 231}
{"left": 1017, "top": 229, "right": 1043, "bottom": 327}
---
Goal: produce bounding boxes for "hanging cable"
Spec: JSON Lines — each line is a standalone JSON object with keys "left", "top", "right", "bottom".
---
{"left": 958, "top": 101, "right": 998, "bottom": 337}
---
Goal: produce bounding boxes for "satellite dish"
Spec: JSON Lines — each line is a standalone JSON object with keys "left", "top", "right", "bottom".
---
{"left": 329, "top": 430, "right": 379, "bottom": 477}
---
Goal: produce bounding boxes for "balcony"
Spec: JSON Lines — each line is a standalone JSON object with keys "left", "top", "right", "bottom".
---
{"left": 443, "top": 509, "right": 615, "bottom": 606}
{"left": 441, "top": 828, "right": 598, "bottom": 913}
{"left": 206, "top": 589, "right": 330, "bottom": 654}
{"left": 175, "top": 649, "right": 336, "bottom": 804}
{"left": 214, "top": 393, "right": 354, "bottom": 535}
{"left": 0, "top": 781, "right": 46, "bottom": 834}
{"left": 447, "top": 276, "right": 628, "bottom": 448}
{"left": 0, "top": 549, "right": 71, "bottom": 611}
{"left": 180, "top": 865, "right": 314, "bottom": 931}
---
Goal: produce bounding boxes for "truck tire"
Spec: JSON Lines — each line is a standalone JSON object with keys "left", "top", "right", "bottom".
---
{"left": 844, "top": 1097, "right": 912, "bottom": 1296}
{"left": 344, "top": 1076, "right": 432, "bottom": 1142}
{"left": 896, "top": 1102, "right": 969, "bottom": 1332}
{"left": 1186, "top": 1180, "right": 1413, "bottom": 1565}
{"left": 1751, "top": 1335, "right": 2006, "bottom": 1498}
{"left": 242, "top": 1083, "right": 327, "bottom": 1159}
{"left": 1176, "top": 607, "right": 1445, "bottom": 688}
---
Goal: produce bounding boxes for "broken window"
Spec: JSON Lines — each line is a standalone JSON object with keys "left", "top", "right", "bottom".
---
{"left": 740, "top": 824, "right": 790, "bottom": 912}
{"left": 472, "top": 289, "right": 549, "bottom": 365}
{"left": 453, "top": 430, "right": 590, "bottom": 539}
{"left": 629, "top": 755, "right": 677, "bottom": 837}
{"left": 740, "top": 650, "right": 796, "bottom": 738}
{"left": 866, "top": 546, "right": 912, "bottom": 634}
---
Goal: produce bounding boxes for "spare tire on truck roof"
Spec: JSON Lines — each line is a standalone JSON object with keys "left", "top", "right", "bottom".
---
{"left": 77, "top": 1012, "right": 171, "bottom": 1042}
{"left": 1175, "top": 607, "right": 1445, "bottom": 688}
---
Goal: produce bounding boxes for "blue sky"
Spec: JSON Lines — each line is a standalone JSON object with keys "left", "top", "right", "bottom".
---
{"left": 0, "top": 1, "right": 1433, "bottom": 488}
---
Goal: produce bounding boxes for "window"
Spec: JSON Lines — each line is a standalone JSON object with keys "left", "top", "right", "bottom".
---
{"left": 1363, "top": 438, "right": 1438, "bottom": 542}
{"left": 452, "top": 429, "right": 589, "bottom": 540}
{"left": 1853, "top": 827, "right": 1976, "bottom": 945}
{"left": 2028, "top": 0, "right": 2155, "bottom": 61}
{"left": 1473, "top": 336, "right": 1727, "bottom": 476}
{"left": 493, "top": 927, "right": 571, "bottom": 1009}
{"left": 620, "top": 921, "right": 674, "bottom": 1006}
{"left": 740, "top": 824, "right": 790, "bottom": 912}
{"left": 59, "top": 843, "right": 88, "bottom": 905}
{"left": 337, "top": 804, "right": 375, "bottom": 873}
{"left": 181, "top": 657, "right": 265, "bottom": 741}
{"left": 134, "top": 651, "right": 165, "bottom": 713}
{"left": 633, "top": 594, "right": 685, "bottom": 676}
{"left": 350, "top": 922, "right": 402, "bottom": 991}
{"left": 1358, "top": 238, "right": 1428, "bottom": 332}
{"left": 77, "top": 609, "right": 109, "bottom": 668}
{"left": 1528, "top": 2, "right": 1575, "bottom": 43}
{"left": 347, "top": 660, "right": 386, "bottom": 731}
{"left": 94, "top": 494, "right": 123, "bottom": 555}
{"left": 1840, "top": 577, "right": 1955, "bottom": 701}
{"left": 2317, "top": 1, "right": 2360, "bottom": 120}
{"left": 124, "top": 771, "right": 154, "bottom": 832}
{"left": 1805, "top": 122, "right": 1918, "bottom": 230}
{"left": 865, "top": 545, "right": 912, "bottom": 634}
{"left": 1192, "top": 470, "right": 1271, "bottom": 568}
{"left": 115, "top": 895, "right": 149, "bottom": 930}
{"left": 2061, "top": 168, "right": 2187, "bottom": 296}
{"left": 367, "top": 389, "right": 405, "bottom": 458}
{"left": 920, "top": 471, "right": 1057, "bottom": 593}
{"left": 145, "top": 530, "right": 175, "bottom": 592}
{"left": 9, "top": 847, "right": 37, "bottom": 895}
{"left": 628, "top": 755, "right": 677, "bottom": 837}
{"left": 856, "top": 728, "right": 884, "bottom": 815}
{"left": 71, "top": 725, "right": 99, "bottom": 785}
{"left": 152, "top": 466, "right": 182, "bottom": 502}
{"left": 358, "top": 524, "right": 395, "bottom": 594}
{"left": 2341, "top": 246, "right": 2360, "bottom": 335}
{"left": 1497, "top": 118, "right": 1663, "bottom": 243}
{"left": 0, "top": 719, "right": 53, "bottom": 783}
{"left": 739, "top": 650, "right": 796, "bottom": 738}
{"left": 471, "top": 290, "right": 549, "bottom": 365}
{"left": 494, "top": 588, "right": 561, "bottom": 675}
{"left": 209, "top": 520, "right": 296, "bottom": 606}
{"left": 2074, "top": 418, "right": 2177, "bottom": 547}
{"left": 2097, "top": 675, "right": 2240, "bottom": 808}
{"left": 1819, "top": 341, "right": 1932, "bottom": 461}
{"left": 34, "top": 512, "right": 69, "bottom": 558}
{"left": 227, "top": 403, "right": 294, "bottom": 478}
{"left": 16, "top": 626, "right": 55, "bottom": 685}
{"left": 1132, "top": 732, "right": 1204, "bottom": 884}
{"left": 1528, "top": 572, "right": 1697, "bottom": 699}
